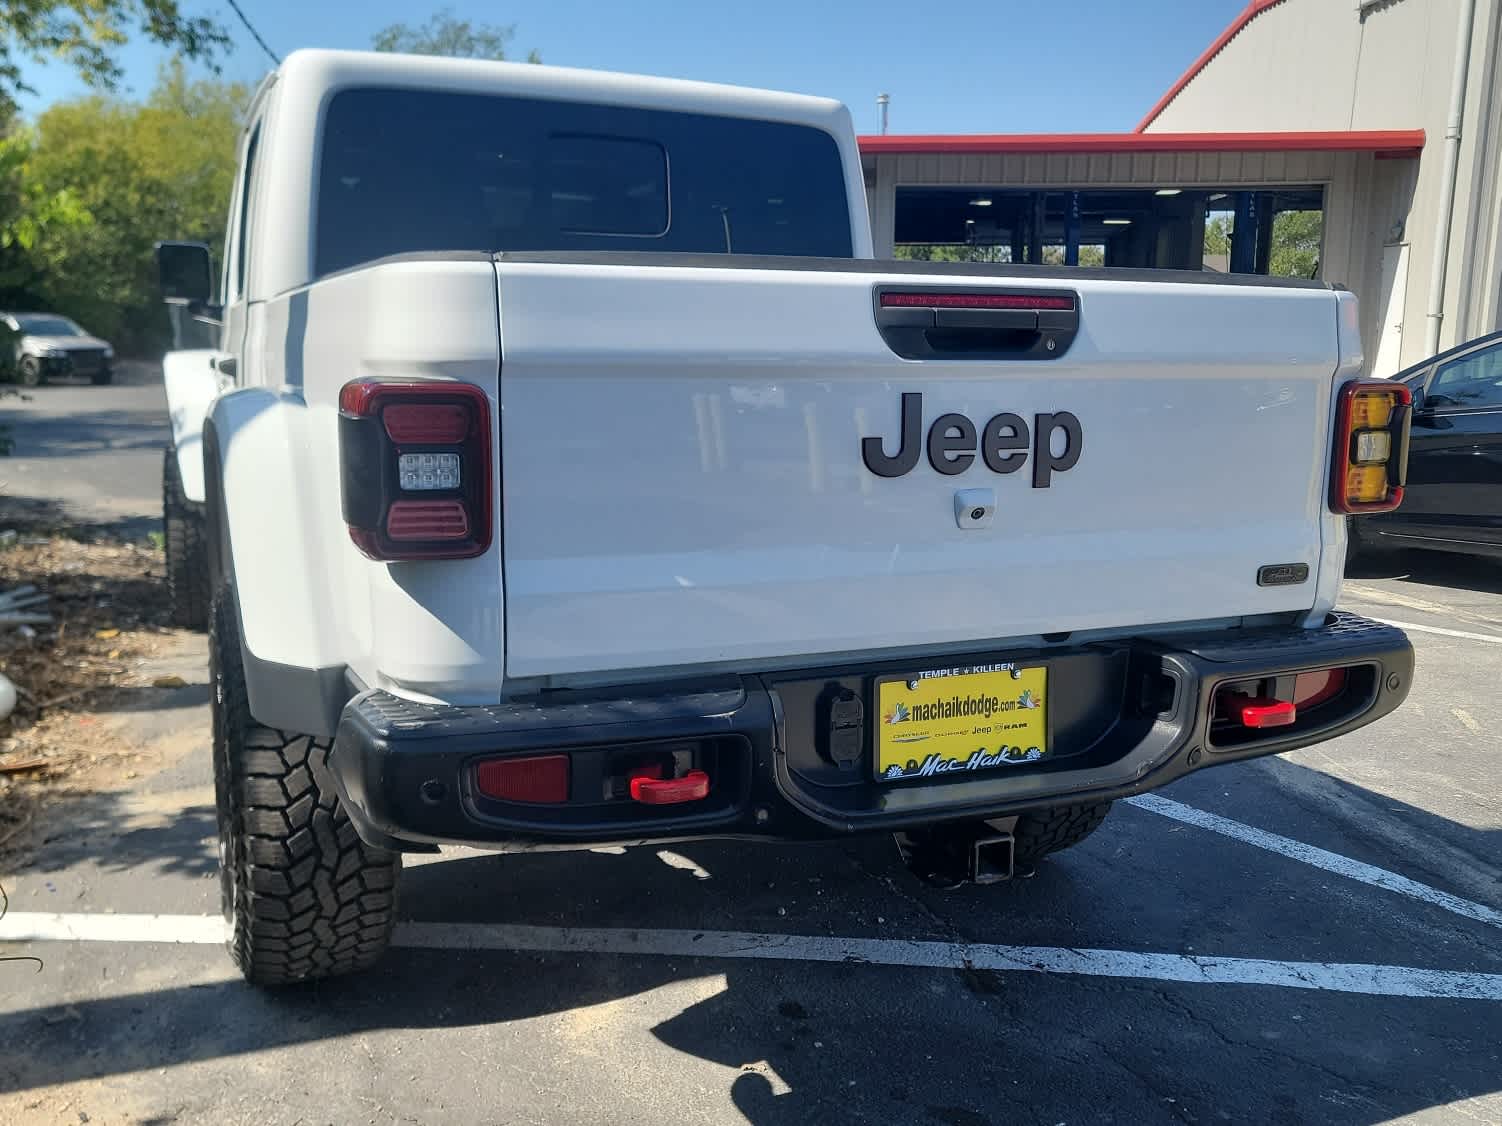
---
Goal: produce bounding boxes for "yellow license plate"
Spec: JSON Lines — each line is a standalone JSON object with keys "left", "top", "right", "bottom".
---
{"left": 876, "top": 665, "right": 1048, "bottom": 782}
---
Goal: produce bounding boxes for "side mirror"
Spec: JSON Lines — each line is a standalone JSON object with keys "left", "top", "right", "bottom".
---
{"left": 155, "top": 241, "right": 215, "bottom": 305}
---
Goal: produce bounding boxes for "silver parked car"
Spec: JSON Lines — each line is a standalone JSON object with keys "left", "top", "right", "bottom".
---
{"left": 0, "top": 312, "right": 114, "bottom": 386}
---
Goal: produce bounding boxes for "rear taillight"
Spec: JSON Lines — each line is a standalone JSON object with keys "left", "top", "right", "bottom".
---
{"left": 1330, "top": 381, "right": 1412, "bottom": 514}
{"left": 338, "top": 380, "right": 492, "bottom": 560}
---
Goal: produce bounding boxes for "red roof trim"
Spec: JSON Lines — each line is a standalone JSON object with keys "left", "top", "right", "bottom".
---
{"left": 1135, "top": 0, "right": 1288, "bottom": 132}
{"left": 857, "top": 130, "right": 1424, "bottom": 156}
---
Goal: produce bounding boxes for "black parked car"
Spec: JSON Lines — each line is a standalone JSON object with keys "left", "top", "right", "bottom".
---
{"left": 0, "top": 311, "right": 114, "bottom": 386}
{"left": 1350, "top": 329, "right": 1502, "bottom": 561}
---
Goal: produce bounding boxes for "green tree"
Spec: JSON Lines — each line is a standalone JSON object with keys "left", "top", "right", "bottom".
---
{"left": 372, "top": 7, "right": 539, "bottom": 63}
{"left": 1203, "top": 210, "right": 1320, "bottom": 277}
{"left": 0, "top": 125, "right": 92, "bottom": 299}
{"left": 1204, "top": 213, "right": 1232, "bottom": 259}
{"left": 15, "top": 59, "right": 247, "bottom": 352}
{"left": 1269, "top": 209, "right": 1321, "bottom": 278}
{"left": 0, "top": 1, "right": 228, "bottom": 97}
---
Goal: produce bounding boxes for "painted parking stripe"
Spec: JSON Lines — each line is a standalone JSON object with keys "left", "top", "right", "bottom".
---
{"left": 3, "top": 912, "right": 1501, "bottom": 1000}
{"left": 1127, "top": 793, "right": 1502, "bottom": 930}
{"left": 1365, "top": 616, "right": 1502, "bottom": 645}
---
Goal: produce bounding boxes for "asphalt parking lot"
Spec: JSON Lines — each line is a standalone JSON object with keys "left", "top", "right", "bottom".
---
{"left": 1, "top": 375, "right": 1499, "bottom": 1125}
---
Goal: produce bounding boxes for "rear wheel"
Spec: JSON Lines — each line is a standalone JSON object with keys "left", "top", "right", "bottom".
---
{"left": 1012, "top": 800, "right": 1112, "bottom": 870}
{"left": 211, "top": 588, "right": 400, "bottom": 985}
{"left": 17, "top": 356, "right": 41, "bottom": 386}
{"left": 163, "top": 446, "right": 209, "bottom": 630}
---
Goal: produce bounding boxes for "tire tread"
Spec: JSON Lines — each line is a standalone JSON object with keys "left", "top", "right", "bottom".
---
{"left": 212, "top": 589, "right": 398, "bottom": 985}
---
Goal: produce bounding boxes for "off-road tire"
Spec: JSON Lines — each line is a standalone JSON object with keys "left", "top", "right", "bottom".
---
{"left": 211, "top": 588, "right": 400, "bottom": 986}
{"left": 163, "top": 447, "right": 209, "bottom": 630}
{"left": 17, "top": 356, "right": 40, "bottom": 386}
{"left": 1012, "top": 800, "right": 1112, "bottom": 869}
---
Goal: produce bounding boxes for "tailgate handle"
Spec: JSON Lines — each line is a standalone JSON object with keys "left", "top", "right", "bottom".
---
{"left": 874, "top": 288, "right": 1079, "bottom": 362}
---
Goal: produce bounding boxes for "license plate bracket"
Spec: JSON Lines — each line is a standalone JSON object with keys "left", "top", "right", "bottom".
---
{"left": 874, "top": 664, "right": 1048, "bottom": 782}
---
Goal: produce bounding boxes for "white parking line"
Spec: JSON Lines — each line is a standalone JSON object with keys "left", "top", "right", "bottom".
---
{"left": 1366, "top": 616, "right": 1502, "bottom": 645}
{"left": 1127, "top": 794, "right": 1502, "bottom": 930}
{"left": 3, "top": 912, "right": 1501, "bottom": 1000}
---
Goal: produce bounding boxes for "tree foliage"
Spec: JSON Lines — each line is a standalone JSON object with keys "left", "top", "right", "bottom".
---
{"left": 0, "top": 1, "right": 228, "bottom": 97}
{"left": 372, "top": 7, "right": 539, "bottom": 63}
{"left": 1204, "top": 210, "right": 1321, "bottom": 277}
{"left": 1269, "top": 209, "right": 1321, "bottom": 279}
{"left": 1, "top": 60, "right": 247, "bottom": 352}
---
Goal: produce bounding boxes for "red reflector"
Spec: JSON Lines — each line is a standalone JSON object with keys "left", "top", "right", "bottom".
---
{"left": 475, "top": 755, "right": 569, "bottom": 803}
{"left": 1293, "top": 668, "right": 1347, "bottom": 710}
{"left": 383, "top": 402, "right": 471, "bottom": 445}
{"left": 629, "top": 769, "right": 710, "bottom": 805}
{"left": 386, "top": 500, "right": 470, "bottom": 541}
{"left": 1238, "top": 699, "right": 1297, "bottom": 728}
{"left": 880, "top": 292, "right": 1074, "bottom": 310}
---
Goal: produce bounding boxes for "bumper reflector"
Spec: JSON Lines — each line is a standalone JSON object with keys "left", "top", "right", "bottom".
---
{"left": 475, "top": 754, "right": 569, "bottom": 803}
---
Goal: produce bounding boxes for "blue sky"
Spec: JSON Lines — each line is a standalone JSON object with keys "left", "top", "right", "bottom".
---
{"left": 17, "top": 0, "right": 1245, "bottom": 133}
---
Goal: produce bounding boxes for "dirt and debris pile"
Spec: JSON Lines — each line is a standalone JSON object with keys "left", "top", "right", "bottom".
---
{"left": 0, "top": 534, "right": 175, "bottom": 857}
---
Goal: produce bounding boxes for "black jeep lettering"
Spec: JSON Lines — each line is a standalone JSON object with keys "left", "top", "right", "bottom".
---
{"left": 1032, "top": 411, "right": 1083, "bottom": 488}
{"left": 860, "top": 394, "right": 1081, "bottom": 486}
{"left": 926, "top": 413, "right": 976, "bottom": 475}
{"left": 860, "top": 392, "right": 923, "bottom": 478}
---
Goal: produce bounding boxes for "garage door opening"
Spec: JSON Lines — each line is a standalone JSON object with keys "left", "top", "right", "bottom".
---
{"left": 894, "top": 186, "right": 1324, "bottom": 275}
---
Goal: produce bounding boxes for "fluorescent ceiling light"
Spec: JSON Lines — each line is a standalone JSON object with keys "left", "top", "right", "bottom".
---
{"left": 1103, "top": 218, "right": 1132, "bottom": 226}
{"left": 1154, "top": 188, "right": 1182, "bottom": 196}
{"left": 969, "top": 198, "right": 993, "bottom": 207}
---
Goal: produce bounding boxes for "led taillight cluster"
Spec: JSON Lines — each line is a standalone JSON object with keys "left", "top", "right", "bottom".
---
{"left": 1330, "top": 380, "right": 1412, "bottom": 515}
{"left": 338, "top": 379, "right": 492, "bottom": 560}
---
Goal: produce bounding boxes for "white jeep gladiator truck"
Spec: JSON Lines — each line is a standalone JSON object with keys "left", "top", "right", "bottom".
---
{"left": 155, "top": 49, "right": 1415, "bottom": 986}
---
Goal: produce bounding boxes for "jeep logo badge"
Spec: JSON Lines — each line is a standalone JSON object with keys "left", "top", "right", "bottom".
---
{"left": 860, "top": 393, "right": 1082, "bottom": 487}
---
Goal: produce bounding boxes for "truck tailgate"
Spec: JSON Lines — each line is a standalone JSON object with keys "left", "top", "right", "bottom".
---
{"left": 495, "top": 260, "right": 1340, "bottom": 679}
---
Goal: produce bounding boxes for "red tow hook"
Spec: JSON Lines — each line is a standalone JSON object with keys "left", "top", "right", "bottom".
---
{"left": 1237, "top": 698, "right": 1297, "bottom": 729}
{"left": 629, "top": 767, "right": 711, "bottom": 805}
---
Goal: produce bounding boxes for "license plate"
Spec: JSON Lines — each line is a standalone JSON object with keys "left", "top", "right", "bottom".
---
{"left": 875, "top": 664, "right": 1048, "bottom": 782}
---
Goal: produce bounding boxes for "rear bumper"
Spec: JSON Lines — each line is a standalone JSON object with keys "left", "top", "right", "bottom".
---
{"left": 329, "top": 612, "right": 1412, "bottom": 852}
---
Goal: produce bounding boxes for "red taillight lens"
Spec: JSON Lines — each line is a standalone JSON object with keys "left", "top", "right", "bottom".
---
{"left": 475, "top": 755, "right": 570, "bottom": 803}
{"left": 338, "top": 380, "right": 492, "bottom": 561}
{"left": 1293, "top": 667, "right": 1347, "bottom": 710}
{"left": 1331, "top": 381, "right": 1412, "bottom": 514}
{"left": 880, "top": 292, "right": 1075, "bottom": 310}
{"left": 382, "top": 403, "right": 472, "bottom": 444}
{"left": 386, "top": 500, "right": 470, "bottom": 541}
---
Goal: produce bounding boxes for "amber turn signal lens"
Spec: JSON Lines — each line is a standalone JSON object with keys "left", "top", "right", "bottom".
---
{"left": 1344, "top": 464, "right": 1390, "bottom": 505}
{"left": 1349, "top": 391, "right": 1398, "bottom": 429}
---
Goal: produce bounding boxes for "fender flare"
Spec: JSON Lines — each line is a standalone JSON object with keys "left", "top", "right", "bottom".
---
{"left": 162, "top": 350, "right": 224, "bottom": 503}
{"left": 204, "top": 389, "right": 352, "bottom": 736}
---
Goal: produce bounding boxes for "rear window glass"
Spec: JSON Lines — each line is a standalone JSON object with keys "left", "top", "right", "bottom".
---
{"left": 316, "top": 88, "right": 854, "bottom": 277}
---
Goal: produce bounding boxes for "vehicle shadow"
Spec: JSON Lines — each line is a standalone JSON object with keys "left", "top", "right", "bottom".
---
{"left": 0, "top": 493, "right": 159, "bottom": 542}
{"left": 3, "top": 409, "right": 169, "bottom": 459}
{"left": 1, "top": 764, "right": 1500, "bottom": 1124}
{"left": 1347, "top": 547, "right": 1502, "bottom": 596}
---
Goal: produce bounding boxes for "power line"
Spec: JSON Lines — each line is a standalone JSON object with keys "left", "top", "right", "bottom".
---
{"left": 224, "top": 0, "right": 281, "bottom": 66}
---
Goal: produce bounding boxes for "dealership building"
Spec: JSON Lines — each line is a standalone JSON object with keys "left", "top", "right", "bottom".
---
{"left": 859, "top": 0, "right": 1502, "bottom": 375}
